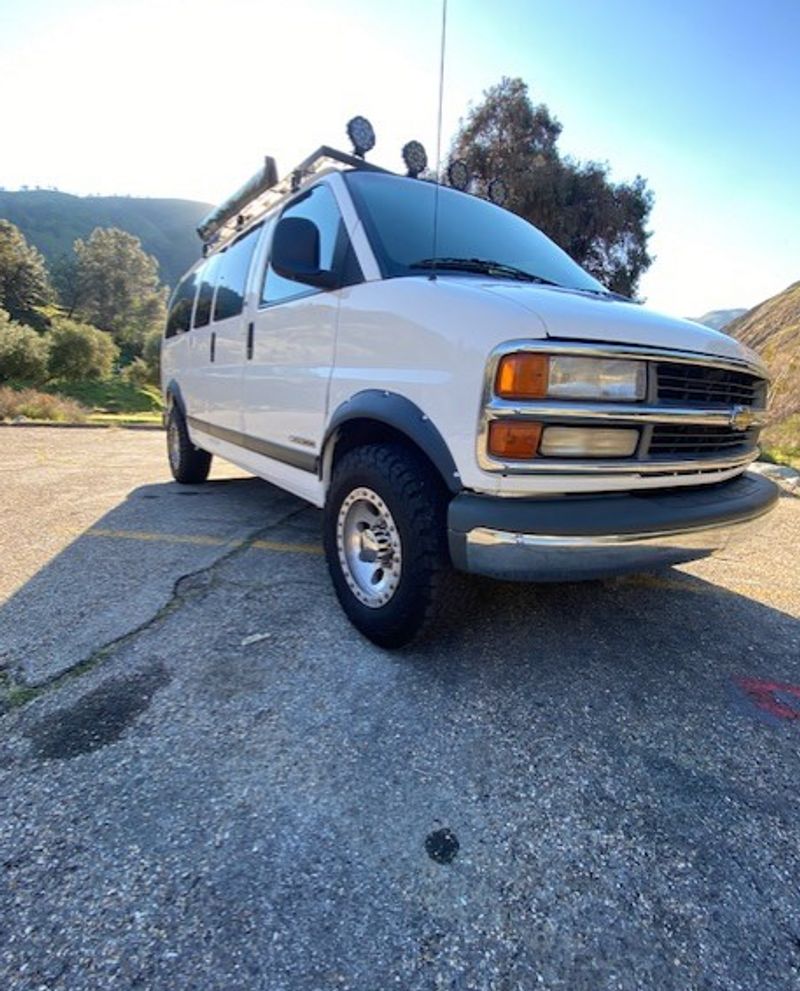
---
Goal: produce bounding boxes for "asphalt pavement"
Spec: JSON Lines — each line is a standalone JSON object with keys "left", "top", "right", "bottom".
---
{"left": 1, "top": 427, "right": 799, "bottom": 991}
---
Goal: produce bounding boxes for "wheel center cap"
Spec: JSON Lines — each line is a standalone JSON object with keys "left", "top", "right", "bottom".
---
{"left": 359, "top": 529, "right": 380, "bottom": 562}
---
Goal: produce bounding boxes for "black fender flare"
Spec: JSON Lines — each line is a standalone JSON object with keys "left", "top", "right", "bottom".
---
{"left": 164, "top": 380, "right": 186, "bottom": 418}
{"left": 324, "top": 390, "right": 462, "bottom": 494}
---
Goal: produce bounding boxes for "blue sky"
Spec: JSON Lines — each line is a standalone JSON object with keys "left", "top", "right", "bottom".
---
{"left": 1, "top": 0, "right": 798, "bottom": 315}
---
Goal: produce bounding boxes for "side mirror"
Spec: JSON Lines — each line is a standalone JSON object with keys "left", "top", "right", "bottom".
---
{"left": 270, "top": 216, "right": 339, "bottom": 290}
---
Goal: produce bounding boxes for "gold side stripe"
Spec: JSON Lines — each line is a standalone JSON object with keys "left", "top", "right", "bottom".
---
{"left": 250, "top": 539, "right": 323, "bottom": 554}
{"left": 87, "top": 528, "right": 323, "bottom": 555}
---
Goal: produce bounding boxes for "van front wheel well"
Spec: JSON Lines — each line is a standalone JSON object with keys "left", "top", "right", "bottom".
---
{"left": 323, "top": 417, "right": 458, "bottom": 499}
{"left": 322, "top": 391, "right": 462, "bottom": 498}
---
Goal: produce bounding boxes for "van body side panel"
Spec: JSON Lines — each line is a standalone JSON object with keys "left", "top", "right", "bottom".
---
{"left": 242, "top": 293, "right": 340, "bottom": 465}
{"left": 200, "top": 314, "right": 247, "bottom": 433}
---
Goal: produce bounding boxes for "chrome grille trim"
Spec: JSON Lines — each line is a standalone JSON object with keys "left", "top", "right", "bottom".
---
{"left": 484, "top": 399, "right": 768, "bottom": 429}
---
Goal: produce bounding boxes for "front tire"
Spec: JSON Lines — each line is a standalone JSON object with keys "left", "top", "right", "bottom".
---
{"left": 323, "top": 443, "right": 451, "bottom": 648}
{"left": 167, "top": 405, "right": 212, "bottom": 484}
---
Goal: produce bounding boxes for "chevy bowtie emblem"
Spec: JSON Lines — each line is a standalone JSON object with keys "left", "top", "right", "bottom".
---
{"left": 729, "top": 405, "right": 755, "bottom": 431}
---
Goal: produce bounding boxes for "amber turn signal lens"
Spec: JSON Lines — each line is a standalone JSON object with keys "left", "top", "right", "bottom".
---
{"left": 495, "top": 353, "right": 549, "bottom": 399}
{"left": 487, "top": 420, "right": 542, "bottom": 459}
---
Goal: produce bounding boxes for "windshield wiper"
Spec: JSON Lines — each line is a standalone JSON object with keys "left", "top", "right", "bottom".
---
{"left": 576, "top": 286, "right": 633, "bottom": 302}
{"left": 409, "top": 257, "right": 560, "bottom": 286}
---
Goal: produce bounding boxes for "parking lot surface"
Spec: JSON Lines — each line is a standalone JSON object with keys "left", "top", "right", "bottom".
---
{"left": 1, "top": 426, "right": 799, "bottom": 991}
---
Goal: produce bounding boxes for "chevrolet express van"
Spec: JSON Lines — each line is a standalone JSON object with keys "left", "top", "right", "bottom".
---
{"left": 162, "top": 140, "right": 777, "bottom": 646}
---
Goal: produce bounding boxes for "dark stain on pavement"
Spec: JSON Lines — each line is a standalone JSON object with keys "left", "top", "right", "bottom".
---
{"left": 26, "top": 663, "right": 171, "bottom": 760}
{"left": 425, "top": 828, "right": 460, "bottom": 864}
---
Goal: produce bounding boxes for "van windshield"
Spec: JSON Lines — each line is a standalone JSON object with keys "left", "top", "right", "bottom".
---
{"left": 344, "top": 171, "right": 607, "bottom": 294}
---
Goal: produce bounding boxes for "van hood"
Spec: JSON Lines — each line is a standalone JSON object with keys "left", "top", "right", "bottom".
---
{"left": 479, "top": 281, "right": 763, "bottom": 368}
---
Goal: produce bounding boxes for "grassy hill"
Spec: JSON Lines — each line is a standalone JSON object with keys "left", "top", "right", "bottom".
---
{"left": 0, "top": 189, "right": 212, "bottom": 288}
{"left": 691, "top": 308, "right": 747, "bottom": 331}
{"left": 726, "top": 280, "right": 800, "bottom": 462}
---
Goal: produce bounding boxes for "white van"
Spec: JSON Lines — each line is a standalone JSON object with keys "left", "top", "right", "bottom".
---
{"left": 162, "top": 138, "right": 777, "bottom": 647}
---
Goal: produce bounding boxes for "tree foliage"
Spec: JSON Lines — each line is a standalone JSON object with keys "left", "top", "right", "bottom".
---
{"left": 47, "top": 316, "right": 119, "bottom": 382}
{"left": 50, "top": 253, "right": 85, "bottom": 319}
{"left": 71, "top": 228, "right": 167, "bottom": 349}
{"left": 142, "top": 326, "right": 162, "bottom": 383}
{"left": 0, "top": 220, "right": 52, "bottom": 321}
{"left": 0, "top": 308, "right": 51, "bottom": 384}
{"left": 450, "top": 77, "right": 654, "bottom": 296}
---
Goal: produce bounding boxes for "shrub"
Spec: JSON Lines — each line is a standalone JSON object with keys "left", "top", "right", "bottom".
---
{"left": 0, "top": 385, "right": 87, "bottom": 422}
{"left": 142, "top": 327, "right": 162, "bottom": 383}
{"left": 120, "top": 356, "right": 151, "bottom": 388}
{"left": 0, "top": 308, "right": 51, "bottom": 384}
{"left": 46, "top": 317, "right": 119, "bottom": 382}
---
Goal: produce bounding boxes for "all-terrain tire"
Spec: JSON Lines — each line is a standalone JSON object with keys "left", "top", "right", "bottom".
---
{"left": 166, "top": 405, "right": 212, "bottom": 484}
{"left": 323, "top": 443, "right": 452, "bottom": 648}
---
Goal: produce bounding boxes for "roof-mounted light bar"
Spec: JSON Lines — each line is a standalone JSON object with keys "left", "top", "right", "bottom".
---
{"left": 196, "top": 117, "right": 510, "bottom": 255}
{"left": 197, "top": 144, "right": 389, "bottom": 251}
{"left": 197, "top": 156, "right": 279, "bottom": 244}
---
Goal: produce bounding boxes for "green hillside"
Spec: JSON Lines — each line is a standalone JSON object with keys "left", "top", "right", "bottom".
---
{"left": 727, "top": 280, "right": 800, "bottom": 461}
{"left": 0, "top": 189, "right": 212, "bottom": 288}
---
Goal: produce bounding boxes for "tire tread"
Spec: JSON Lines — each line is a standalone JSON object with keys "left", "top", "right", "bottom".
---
{"left": 324, "top": 443, "right": 451, "bottom": 647}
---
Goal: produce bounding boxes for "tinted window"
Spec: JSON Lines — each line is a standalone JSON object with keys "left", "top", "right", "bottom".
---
{"left": 213, "top": 224, "right": 261, "bottom": 322}
{"left": 165, "top": 270, "right": 199, "bottom": 337}
{"left": 262, "top": 184, "right": 357, "bottom": 306}
{"left": 344, "top": 171, "right": 605, "bottom": 293}
{"left": 193, "top": 254, "right": 221, "bottom": 329}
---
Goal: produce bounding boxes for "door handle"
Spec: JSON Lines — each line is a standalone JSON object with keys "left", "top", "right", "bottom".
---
{"left": 246, "top": 322, "right": 254, "bottom": 360}
{"left": 210, "top": 331, "right": 216, "bottom": 363}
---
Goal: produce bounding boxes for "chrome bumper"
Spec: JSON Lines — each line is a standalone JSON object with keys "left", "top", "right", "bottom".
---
{"left": 448, "top": 472, "right": 778, "bottom": 582}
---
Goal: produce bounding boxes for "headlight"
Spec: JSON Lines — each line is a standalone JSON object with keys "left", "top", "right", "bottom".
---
{"left": 495, "top": 353, "right": 646, "bottom": 402}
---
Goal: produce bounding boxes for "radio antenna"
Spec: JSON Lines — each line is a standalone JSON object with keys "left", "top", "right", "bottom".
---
{"left": 429, "top": 0, "right": 448, "bottom": 281}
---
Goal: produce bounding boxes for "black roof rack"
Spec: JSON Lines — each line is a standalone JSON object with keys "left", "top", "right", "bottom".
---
{"left": 197, "top": 145, "right": 391, "bottom": 250}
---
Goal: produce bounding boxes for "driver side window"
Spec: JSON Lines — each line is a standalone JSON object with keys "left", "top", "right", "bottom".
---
{"left": 261, "top": 184, "right": 360, "bottom": 307}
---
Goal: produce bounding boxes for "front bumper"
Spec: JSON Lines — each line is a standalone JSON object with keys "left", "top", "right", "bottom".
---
{"left": 447, "top": 471, "right": 778, "bottom": 582}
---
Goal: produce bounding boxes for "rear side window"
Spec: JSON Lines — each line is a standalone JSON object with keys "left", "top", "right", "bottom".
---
{"left": 193, "top": 255, "right": 221, "bottom": 329}
{"left": 165, "top": 270, "right": 198, "bottom": 337}
{"left": 213, "top": 224, "right": 262, "bottom": 322}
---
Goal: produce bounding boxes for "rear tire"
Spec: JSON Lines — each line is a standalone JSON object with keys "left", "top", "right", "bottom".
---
{"left": 323, "top": 443, "right": 451, "bottom": 648}
{"left": 167, "top": 405, "right": 212, "bottom": 484}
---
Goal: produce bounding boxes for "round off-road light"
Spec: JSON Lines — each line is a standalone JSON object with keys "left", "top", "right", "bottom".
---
{"left": 402, "top": 140, "right": 427, "bottom": 178}
{"left": 346, "top": 116, "right": 376, "bottom": 158}
{"left": 447, "top": 159, "right": 470, "bottom": 191}
{"left": 487, "top": 178, "right": 508, "bottom": 206}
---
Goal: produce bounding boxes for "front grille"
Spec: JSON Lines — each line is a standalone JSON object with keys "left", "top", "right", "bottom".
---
{"left": 648, "top": 424, "right": 758, "bottom": 458}
{"left": 656, "top": 361, "right": 766, "bottom": 408}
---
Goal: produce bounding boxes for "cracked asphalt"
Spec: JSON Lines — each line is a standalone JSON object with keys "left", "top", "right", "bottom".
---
{"left": 1, "top": 427, "right": 800, "bottom": 991}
